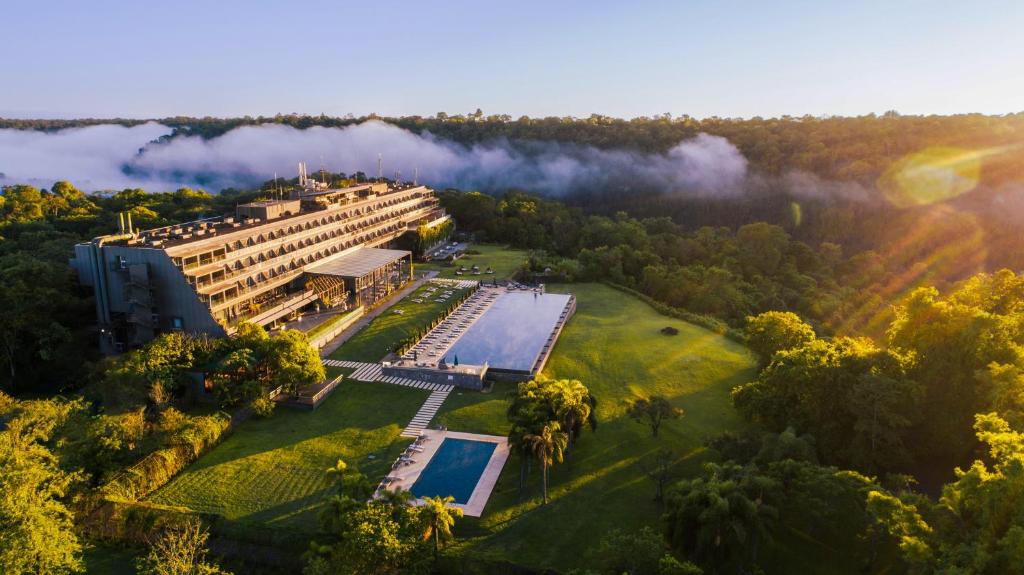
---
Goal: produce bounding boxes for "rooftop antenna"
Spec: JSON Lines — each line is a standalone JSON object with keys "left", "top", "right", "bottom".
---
{"left": 377, "top": 153, "right": 383, "bottom": 181}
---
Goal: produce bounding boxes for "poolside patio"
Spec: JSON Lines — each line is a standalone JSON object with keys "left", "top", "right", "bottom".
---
{"left": 375, "top": 429, "right": 510, "bottom": 517}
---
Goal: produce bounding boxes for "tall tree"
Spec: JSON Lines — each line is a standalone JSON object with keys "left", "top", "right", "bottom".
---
{"left": 135, "top": 519, "right": 231, "bottom": 575}
{"left": 664, "top": 463, "right": 778, "bottom": 572}
{"left": 744, "top": 311, "right": 816, "bottom": 369}
{"left": 636, "top": 449, "right": 677, "bottom": 503}
{"left": 550, "top": 378, "right": 598, "bottom": 456}
{"left": 264, "top": 329, "right": 325, "bottom": 395}
{"left": 418, "top": 495, "right": 464, "bottom": 561}
{"left": 524, "top": 424, "right": 568, "bottom": 504}
{"left": 0, "top": 393, "right": 84, "bottom": 575}
{"left": 870, "top": 413, "right": 1024, "bottom": 574}
{"left": 628, "top": 396, "right": 683, "bottom": 438}
{"left": 888, "top": 280, "right": 1024, "bottom": 463}
{"left": 732, "top": 336, "right": 917, "bottom": 473}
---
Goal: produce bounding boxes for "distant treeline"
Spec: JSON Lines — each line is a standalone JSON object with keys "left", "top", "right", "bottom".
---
{"left": 4, "top": 111, "right": 1023, "bottom": 186}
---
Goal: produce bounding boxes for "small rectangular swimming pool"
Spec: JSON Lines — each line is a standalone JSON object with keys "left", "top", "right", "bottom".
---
{"left": 410, "top": 438, "right": 497, "bottom": 504}
{"left": 445, "top": 291, "right": 572, "bottom": 372}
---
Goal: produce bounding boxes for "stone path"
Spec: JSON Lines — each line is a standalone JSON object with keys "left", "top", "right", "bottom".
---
{"left": 321, "top": 358, "right": 453, "bottom": 437}
{"left": 400, "top": 389, "right": 451, "bottom": 438}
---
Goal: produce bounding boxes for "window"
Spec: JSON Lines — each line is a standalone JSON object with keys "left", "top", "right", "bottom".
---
{"left": 171, "top": 317, "right": 184, "bottom": 330}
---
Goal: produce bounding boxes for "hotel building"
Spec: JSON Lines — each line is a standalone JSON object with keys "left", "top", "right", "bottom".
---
{"left": 72, "top": 175, "right": 451, "bottom": 353}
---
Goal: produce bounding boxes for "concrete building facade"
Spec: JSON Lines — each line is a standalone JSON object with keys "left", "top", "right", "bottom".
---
{"left": 72, "top": 179, "right": 450, "bottom": 353}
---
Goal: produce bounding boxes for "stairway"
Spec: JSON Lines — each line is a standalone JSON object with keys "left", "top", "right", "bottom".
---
{"left": 400, "top": 388, "right": 452, "bottom": 438}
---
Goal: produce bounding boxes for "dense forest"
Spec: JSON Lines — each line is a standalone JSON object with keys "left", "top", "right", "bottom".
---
{"left": 3, "top": 112, "right": 1024, "bottom": 574}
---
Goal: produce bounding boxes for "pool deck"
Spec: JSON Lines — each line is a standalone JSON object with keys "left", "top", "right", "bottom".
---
{"left": 377, "top": 429, "right": 510, "bottom": 517}
{"left": 401, "top": 283, "right": 502, "bottom": 365}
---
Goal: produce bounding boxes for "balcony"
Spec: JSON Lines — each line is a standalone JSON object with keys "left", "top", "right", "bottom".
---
{"left": 224, "top": 289, "right": 318, "bottom": 332}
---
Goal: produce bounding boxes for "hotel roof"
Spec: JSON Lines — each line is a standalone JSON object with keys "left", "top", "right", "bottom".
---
{"left": 307, "top": 246, "right": 411, "bottom": 278}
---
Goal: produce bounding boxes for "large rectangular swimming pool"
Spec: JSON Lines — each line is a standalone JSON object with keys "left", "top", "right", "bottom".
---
{"left": 445, "top": 291, "right": 571, "bottom": 372}
{"left": 411, "top": 438, "right": 497, "bottom": 504}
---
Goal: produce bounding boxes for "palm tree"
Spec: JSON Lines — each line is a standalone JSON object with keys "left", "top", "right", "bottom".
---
{"left": 524, "top": 424, "right": 568, "bottom": 504}
{"left": 508, "top": 423, "right": 531, "bottom": 495}
{"left": 664, "top": 464, "right": 778, "bottom": 571}
{"left": 379, "top": 486, "right": 414, "bottom": 520}
{"left": 551, "top": 379, "right": 598, "bottom": 458}
{"left": 420, "top": 495, "right": 464, "bottom": 561}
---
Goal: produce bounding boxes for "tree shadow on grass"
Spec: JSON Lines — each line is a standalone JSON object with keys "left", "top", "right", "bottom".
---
{"left": 235, "top": 482, "right": 338, "bottom": 529}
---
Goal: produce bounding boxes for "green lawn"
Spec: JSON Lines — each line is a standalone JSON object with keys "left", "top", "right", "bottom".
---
{"left": 417, "top": 243, "right": 529, "bottom": 281}
{"left": 148, "top": 380, "right": 428, "bottom": 534}
{"left": 328, "top": 282, "right": 473, "bottom": 362}
{"left": 434, "top": 282, "right": 759, "bottom": 570}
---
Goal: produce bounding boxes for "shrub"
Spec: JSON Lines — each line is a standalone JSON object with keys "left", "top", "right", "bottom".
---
{"left": 250, "top": 396, "right": 275, "bottom": 418}
{"left": 660, "top": 326, "right": 680, "bottom": 336}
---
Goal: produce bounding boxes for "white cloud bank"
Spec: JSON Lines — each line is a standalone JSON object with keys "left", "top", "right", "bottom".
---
{"left": 0, "top": 120, "right": 749, "bottom": 196}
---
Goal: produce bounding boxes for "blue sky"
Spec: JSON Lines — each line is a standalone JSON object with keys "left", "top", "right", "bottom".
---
{"left": 2, "top": 0, "right": 1021, "bottom": 119}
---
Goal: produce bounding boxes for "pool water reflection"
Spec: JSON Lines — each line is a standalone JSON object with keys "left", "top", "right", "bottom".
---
{"left": 410, "top": 438, "right": 497, "bottom": 504}
{"left": 445, "top": 291, "right": 571, "bottom": 371}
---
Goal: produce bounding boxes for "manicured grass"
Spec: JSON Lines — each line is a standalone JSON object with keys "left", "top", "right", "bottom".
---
{"left": 434, "top": 282, "right": 759, "bottom": 570}
{"left": 417, "top": 243, "right": 528, "bottom": 281}
{"left": 303, "top": 307, "right": 363, "bottom": 340}
{"left": 148, "top": 380, "right": 428, "bottom": 533}
{"left": 325, "top": 366, "right": 352, "bottom": 379}
{"left": 328, "top": 282, "right": 473, "bottom": 362}
{"left": 435, "top": 381, "right": 518, "bottom": 437}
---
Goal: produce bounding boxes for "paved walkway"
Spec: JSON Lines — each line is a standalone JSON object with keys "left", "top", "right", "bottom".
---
{"left": 318, "top": 271, "right": 438, "bottom": 358}
{"left": 400, "top": 389, "right": 452, "bottom": 437}
{"left": 323, "top": 359, "right": 451, "bottom": 391}
{"left": 322, "top": 358, "right": 453, "bottom": 437}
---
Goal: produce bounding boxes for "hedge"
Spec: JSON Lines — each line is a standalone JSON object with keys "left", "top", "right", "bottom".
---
{"left": 100, "top": 411, "right": 233, "bottom": 501}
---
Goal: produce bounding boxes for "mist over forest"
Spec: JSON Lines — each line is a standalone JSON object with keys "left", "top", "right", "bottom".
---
{"left": 0, "top": 120, "right": 748, "bottom": 195}
{"left": 3, "top": 113, "right": 1023, "bottom": 271}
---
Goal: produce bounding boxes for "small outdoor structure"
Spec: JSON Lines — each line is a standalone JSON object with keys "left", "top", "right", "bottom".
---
{"left": 381, "top": 360, "right": 488, "bottom": 390}
{"left": 306, "top": 247, "right": 412, "bottom": 308}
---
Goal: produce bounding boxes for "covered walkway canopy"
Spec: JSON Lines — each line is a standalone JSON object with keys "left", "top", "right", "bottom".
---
{"left": 307, "top": 247, "right": 412, "bottom": 307}
{"left": 308, "top": 247, "right": 411, "bottom": 278}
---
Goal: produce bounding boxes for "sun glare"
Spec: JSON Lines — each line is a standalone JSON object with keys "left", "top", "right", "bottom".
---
{"left": 878, "top": 145, "right": 1015, "bottom": 208}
